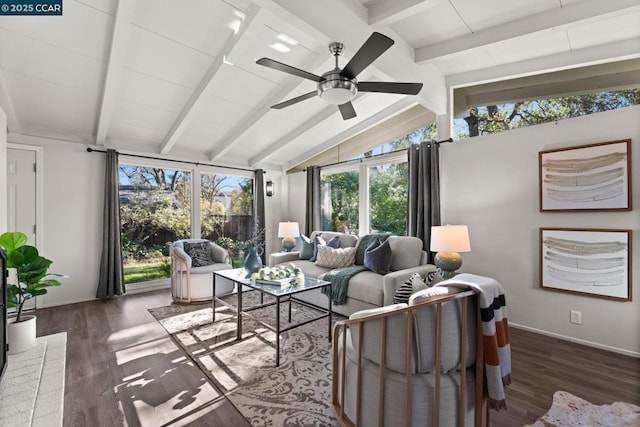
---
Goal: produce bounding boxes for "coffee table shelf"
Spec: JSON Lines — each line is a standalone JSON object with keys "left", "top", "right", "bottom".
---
{"left": 213, "top": 268, "right": 333, "bottom": 366}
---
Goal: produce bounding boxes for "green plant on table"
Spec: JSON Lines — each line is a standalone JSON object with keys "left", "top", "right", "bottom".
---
{"left": 0, "top": 231, "right": 65, "bottom": 322}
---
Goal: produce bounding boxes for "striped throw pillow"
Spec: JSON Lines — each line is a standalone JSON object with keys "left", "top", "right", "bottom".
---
{"left": 393, "top": 273, "right": 427, "bottom": 304}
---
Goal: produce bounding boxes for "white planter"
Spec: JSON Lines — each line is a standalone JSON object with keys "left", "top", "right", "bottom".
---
{"left": 8, "top": 315, "right": 37, "bottom": 354}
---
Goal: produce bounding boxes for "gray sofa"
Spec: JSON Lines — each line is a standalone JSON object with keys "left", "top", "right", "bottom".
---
{"left": 269, "top": 231, "right": 437, "bottom": 317}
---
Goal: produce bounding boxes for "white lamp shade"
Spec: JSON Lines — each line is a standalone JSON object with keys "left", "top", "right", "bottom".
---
{"left": 278, "top": 221, "right": 300, "bottom": 238}
{"left": 430, "top": 225, "right": 471, "bottom": 252}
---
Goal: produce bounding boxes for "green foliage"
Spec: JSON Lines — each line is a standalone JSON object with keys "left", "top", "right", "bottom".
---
{"left": 0, "top": 231, "right": 64, "bottom": 322}
{"left": 458, "top": 89, "right": 640, "bottom": 138}
{"left": 369, "top": 162, "right": 408, "bottom": 235}
{"left": 230, "top": 178, "right": 254, "bottom": 215}
{"left": 321, "top": 171, "right": 359, "bottom": 233}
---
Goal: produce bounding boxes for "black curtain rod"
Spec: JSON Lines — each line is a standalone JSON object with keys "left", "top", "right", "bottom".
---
{"left": 86, "top": 147, "right": 263, "bottom": 173}
{"left": 310, "top": 138, "right": 454, "bottom": 170}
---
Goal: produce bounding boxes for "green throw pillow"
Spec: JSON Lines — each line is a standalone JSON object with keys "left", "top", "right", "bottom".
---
{"left": 298, "top": 234, "right": 314, "bottom": 260}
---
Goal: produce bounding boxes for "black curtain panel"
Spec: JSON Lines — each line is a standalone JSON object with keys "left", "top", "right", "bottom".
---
{"left": 304, "top": 166, "right": 321, "bottom": 236}
{"left": 255, "top": 169, "right": 266, "bottom": 264}
{"left": 96, "top": 149, "right": 126, "bottom": 298}
{"left": 407, "top": 141, "right": 441, "bottom": 262}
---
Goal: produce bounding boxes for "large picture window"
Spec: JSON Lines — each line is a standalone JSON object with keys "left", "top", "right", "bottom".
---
{"left": 119, "top": 165, "right": 191, "bottom": 284}
{"left": 321, "top": 169, "right": 359, "bottom": 234}
{"left": 118, "top": 163, "right": 255, "bottom": 284}
{"left": 200, "top": 173, "right": 254, "bottom": 267}
{"left": 369, "top": 161, "right": 408, "bottom": 236}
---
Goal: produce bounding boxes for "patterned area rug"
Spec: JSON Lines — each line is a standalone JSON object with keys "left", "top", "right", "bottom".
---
{"left": 525, "top": 390, "right": 640, "bottom": 427}
{"left": 149, "top": 292, "right": 342, "bottom": 426}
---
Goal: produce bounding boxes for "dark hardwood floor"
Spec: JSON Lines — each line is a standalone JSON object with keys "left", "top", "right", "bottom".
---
{"left": 34, "top": 289, "right": 639, "bottom": 426}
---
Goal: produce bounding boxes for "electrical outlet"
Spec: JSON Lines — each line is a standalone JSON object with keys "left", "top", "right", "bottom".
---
{"left": 570, "top": 310, "right": 581, "bottom": 324}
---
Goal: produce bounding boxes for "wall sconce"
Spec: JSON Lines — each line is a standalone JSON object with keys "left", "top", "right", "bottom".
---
{"left": 266, "top": 181, "right": 275, "bottom": 197}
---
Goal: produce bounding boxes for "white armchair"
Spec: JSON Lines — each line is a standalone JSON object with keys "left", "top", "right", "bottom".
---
{"left": 170, "top": 239, "right": 234, "bottom": 303}
{"left": 332, "top": 286, "right": 488, "bottom": 426}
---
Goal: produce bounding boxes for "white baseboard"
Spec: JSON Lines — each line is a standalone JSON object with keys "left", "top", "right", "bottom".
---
{"left": 509, "top": 322, "right": 640, "bottom": 358}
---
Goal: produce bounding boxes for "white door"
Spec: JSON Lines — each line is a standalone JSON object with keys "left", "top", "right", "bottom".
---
{"left": 7, "top": 148, "right": 38, "bottom": 310}
{"left": 7, "top": 148, "right": 37, "bottom": 244}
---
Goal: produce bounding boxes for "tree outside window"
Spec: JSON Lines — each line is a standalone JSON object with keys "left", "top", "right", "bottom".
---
{"left": 454, "top": 89, "right": 640, "bottom": 139}
{"left": 119, "top": 165, "right": 191, "bottom": 284}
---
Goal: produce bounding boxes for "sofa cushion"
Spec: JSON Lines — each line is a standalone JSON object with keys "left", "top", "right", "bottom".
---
{"left": 309, "top": 235, "right": 340, "bottom": 262}
{"left": 183, "top": 241, "right": 214, "bottom": 267}
{"left": 344, "top": 271, "right": 385, "bottom": 306}
{"left": 364, "top": 238, "right": 392, "bottom": 274}
{"left": 299, "top": 234, "right": 314, "bottom": 260}
{"left": 393, "top": 273, "right": 428, "bottom": 304}
{"left": 279, "top": 259, "right": 333, "bottom": 279}
{"left": 388, "top": 236, "right": 424, "bottom": 271}
{"left": 315, "top": 246, "right": 356, "bottom": 268}
{"left": 310, "top": 231, "right": 358, "bottom": 249}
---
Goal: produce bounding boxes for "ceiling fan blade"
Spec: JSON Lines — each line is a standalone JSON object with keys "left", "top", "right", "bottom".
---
{"left": 256, "top": 58, "right": 324, "bottom": 82}
{"left": 271, "top": 91, "right": 318, "bottom": 109}
{"left": 340, "top": 32, "right": 394, "bottom": 80}
{"left": 338, "top": 102, "right": 357, "bottom": 120}
{"left": 358, "top": 81, "right": 423, "bottom": 95}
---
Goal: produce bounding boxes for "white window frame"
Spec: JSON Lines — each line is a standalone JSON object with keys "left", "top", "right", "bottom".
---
{"left": 321, "top": 150, "right": 407, "bottom": 236}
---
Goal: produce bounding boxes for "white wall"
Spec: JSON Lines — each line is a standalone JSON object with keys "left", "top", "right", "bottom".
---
{"left": 37, "top": 139, "right": 104, "bottom": 306}
{"left": 0, "top": 108, "right": 7, "bottom": 232}
{"left": 440, "top": 105, "right": 640, "bottom": 356}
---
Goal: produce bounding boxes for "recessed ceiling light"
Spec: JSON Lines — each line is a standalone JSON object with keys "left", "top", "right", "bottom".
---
{"left": 276, "top": 33, "right": 298, "bottom": 46}
{"left": 269, "top": 43, "right": 290, "bottom": 53}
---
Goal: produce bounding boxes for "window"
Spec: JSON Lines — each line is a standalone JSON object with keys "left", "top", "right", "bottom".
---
{"left": 454, "top": 89, "right": 640, "bottom": 139}
{"left": 369, "top": 161, "right": 407, "bottom": 236}
{"left": 321, "top": 169, "right": 359, "bottom": 234}
{"left": 320, "top": 123, "right": 433, "bottom": 236}
{"left": 119, "top": 163, "right": 255, "bottom": 283}
{"left": 200, "top": 173, "right": 254, "bottom": 267}
{"left": 119, "top": 165, "right": 191, "bottom": 284}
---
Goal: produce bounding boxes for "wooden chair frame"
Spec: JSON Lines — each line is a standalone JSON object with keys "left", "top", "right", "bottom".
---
{"left": 332, "top": 290, "right": 489, "bottom": 427}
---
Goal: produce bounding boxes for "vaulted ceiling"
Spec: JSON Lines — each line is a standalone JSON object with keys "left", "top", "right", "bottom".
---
{"left": 1, "top": 0, "right": 639, "bottom": 171}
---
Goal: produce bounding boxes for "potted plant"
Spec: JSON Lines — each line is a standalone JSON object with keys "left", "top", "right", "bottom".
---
{"left": 0, "top": 231, "right": 65, "bottom": 353}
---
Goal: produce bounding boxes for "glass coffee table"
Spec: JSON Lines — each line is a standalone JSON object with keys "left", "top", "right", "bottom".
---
{"left": 213, "top": 268, "right": 333, "bottom": 366}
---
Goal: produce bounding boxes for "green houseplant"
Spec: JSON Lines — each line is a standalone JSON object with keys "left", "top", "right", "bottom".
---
{"left": 0, "top": 231, "right": 64, "bottom": 323}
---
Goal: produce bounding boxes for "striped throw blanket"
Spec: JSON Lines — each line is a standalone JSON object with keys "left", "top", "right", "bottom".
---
{"left": 434, "top": 273, "right": 512, "bottom": 411}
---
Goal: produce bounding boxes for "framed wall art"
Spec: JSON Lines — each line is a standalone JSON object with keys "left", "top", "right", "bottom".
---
{"left": 539, "top": 139, "right": 631, "bottom": 211}
{"left": 539, "top": 228, "right": 631, "bottom": 301}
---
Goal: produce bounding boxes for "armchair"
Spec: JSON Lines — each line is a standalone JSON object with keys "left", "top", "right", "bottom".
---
{"left": 332, "top": 286, "right": 488, "bottom": 426}
{"left": 169, "top": 239, "right": 234, "bottom": 303}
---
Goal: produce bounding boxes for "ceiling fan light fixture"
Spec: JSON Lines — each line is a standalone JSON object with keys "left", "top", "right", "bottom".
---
{"left": 318, "top": 72, "right": 357, "bottom": 105}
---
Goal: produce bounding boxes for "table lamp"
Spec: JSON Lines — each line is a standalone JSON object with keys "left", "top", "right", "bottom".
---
{"left": 278, "top": 221, "right": 300, "bottom": 252}
{"left": 430, "top": 225, "right": 471, "bottom": 279}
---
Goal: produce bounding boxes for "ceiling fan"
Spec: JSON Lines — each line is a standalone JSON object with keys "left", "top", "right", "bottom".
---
{"left": 256, "top": 32, "right": 423, "bottom": 120}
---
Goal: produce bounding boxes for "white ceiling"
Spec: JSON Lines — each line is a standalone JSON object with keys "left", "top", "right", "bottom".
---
{"left": 1, "top": 0, "right": 639, "bottom": 171}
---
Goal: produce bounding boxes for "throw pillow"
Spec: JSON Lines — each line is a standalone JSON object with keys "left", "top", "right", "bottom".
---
{"left": 363, "top": 238, "right": 393, "bottom": 274}
{"left": 183, "top": 241, "right": 214, "bottom": 267}
{"left": 298, "top": 234, "right": 314, "bottom": 260}
{"left": 309, "top": 235, "right": 340, "bottom": 262}
{"left": 393, "top": 273, "right": 427, "bottom": 304}
{"left": 315, "top": 246, "right": 356, "bottom": 268}
{"left": 426, "top": 269, "right": 444, "bottom": 286}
